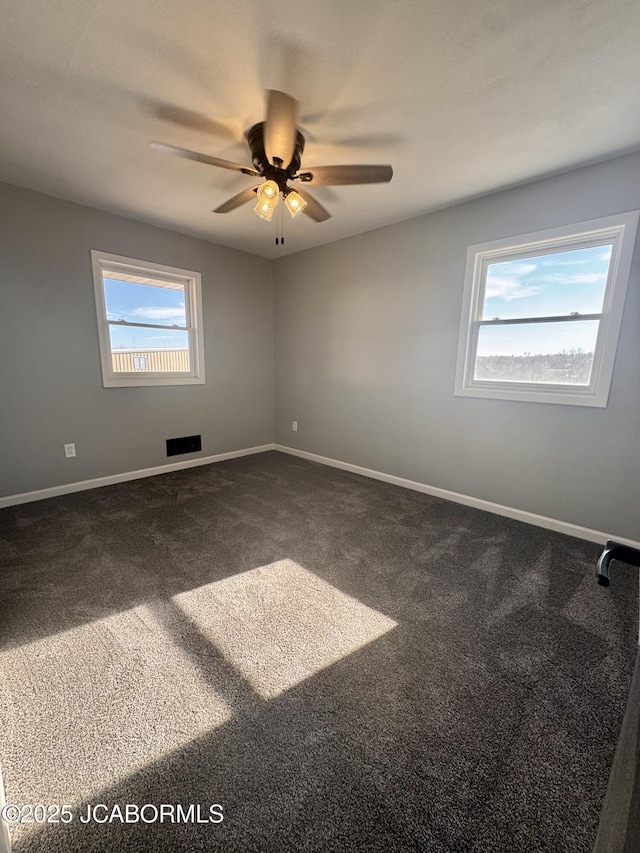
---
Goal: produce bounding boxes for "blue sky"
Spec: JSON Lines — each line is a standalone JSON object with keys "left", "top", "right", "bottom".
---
{"left": 104, "top": 278, "right": 188, "bottom": 350}
{"left": 478, "top": 244, "right": 612, "bottom": 356}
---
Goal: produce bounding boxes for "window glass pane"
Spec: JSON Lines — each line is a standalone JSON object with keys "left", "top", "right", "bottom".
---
{"left": 109, "top": 324, "right": 189, "bottom": 351}
{"left": 109, "top": 327, "right": 190, "bottom": 373}
{"left": 481, "top": 244, "right": 612, "bottom": 320}
{"left": 103, "top": 277, "right": 187, "bottom": 327}
{"left": 474, "top": 320, "right": 599, "bottom": 385}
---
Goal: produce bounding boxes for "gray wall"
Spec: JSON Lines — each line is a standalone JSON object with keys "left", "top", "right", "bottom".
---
{"left": 0, "top": 181, "right": 273, "bottom": 496}
{"left": 2, "top": 152, "right": 639, "bottom": 540}
{"left": 273, "top": 151, "right": 640, "bottom": 541}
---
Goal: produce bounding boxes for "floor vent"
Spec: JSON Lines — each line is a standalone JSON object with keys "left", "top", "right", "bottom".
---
{"left": 166, "top": 434, "right": 202, "bottom": 457}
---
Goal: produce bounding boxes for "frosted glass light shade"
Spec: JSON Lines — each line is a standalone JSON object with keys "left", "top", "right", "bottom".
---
{"left": 253, "top": 199, "right": 275, "bottom": 220}
{"left": 285, "top": 190, "right": 307, "bottom": 218}
{"left": 257, "top": 180, "right": 279, "bottom": 204}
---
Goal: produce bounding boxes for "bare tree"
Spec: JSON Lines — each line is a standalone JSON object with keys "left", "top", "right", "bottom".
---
{"left": 475, "top": 349, "right": 592, "bottom": 384}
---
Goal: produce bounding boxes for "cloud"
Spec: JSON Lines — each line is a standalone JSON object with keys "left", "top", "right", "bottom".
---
{"left": 500, "top": 262, "right": 538, "bottom": 277}
{"left": 485, "top": 263, "right": 542, "bottom": 300}
{"left": 131, "top": 306, "right": 185, "bottom": 322}
{"left": 564, "top": 272, "right": 608, "bottom": 285}
{"left": 534, "top": 272, "right": 607, "bottom": 286}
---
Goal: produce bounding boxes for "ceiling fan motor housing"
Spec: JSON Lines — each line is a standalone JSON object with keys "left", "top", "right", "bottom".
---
{"left": 246, "top": 122, "right": 305, "bottom": 191}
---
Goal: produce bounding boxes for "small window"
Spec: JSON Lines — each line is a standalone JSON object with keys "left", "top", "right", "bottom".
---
{"left": 454, "top": 212, "right": 638, "bottom": 406}
{"left": 91, "top": 251, "right": 205, "bottom": 388}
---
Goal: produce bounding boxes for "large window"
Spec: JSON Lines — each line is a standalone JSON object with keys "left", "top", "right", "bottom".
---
{"left": 92, "top": 251, "right": 205, "bottom": 388}
{"left": 454, "top": 212, "right": 638, "bottom": 406}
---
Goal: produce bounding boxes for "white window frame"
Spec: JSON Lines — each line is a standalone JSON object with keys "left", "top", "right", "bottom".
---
{"left": 91, "top": 250, "right": 205, "bottom": 388}
{"left": 454, "top": 211, "right": 639, "bottom": 407}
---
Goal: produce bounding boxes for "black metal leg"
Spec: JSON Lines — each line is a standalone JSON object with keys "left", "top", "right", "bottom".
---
{"left": 597, "top": 540, "right": 640, "bottom": 587}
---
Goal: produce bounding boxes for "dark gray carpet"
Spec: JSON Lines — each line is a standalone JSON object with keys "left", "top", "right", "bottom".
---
{"left": 0, "top": 451, "right": 637, "bottom": 852}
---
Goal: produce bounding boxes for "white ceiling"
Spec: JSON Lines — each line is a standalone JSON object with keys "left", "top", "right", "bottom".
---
{"left": 1, "top": 0, "right": 639, "bottom": 259}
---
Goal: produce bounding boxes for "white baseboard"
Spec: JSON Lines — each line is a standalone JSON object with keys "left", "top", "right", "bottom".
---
{"left": 0, "top": 444, "right": 275, "bottom": 510}
{"left": 274, "top": 444, "right": 640, "bottom": 550}
{"left": 3, "top": 442, "right": 638, "bottom": 550}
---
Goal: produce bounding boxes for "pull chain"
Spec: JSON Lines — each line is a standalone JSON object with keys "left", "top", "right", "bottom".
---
{"left": 275, "top": 196, "right": 285, "bottom": 245}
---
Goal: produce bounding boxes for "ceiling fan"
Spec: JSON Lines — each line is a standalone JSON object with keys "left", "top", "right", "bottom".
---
{"left": 150, "top": 90, "right": 393, "bottom": 224}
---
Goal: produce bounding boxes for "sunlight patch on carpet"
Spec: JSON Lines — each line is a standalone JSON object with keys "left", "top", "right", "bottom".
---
{"left": 173, "top": 559, "right": 398, "bottom": 699}
{"left": 0, "top": 604, "right": 231, "bottom": 831}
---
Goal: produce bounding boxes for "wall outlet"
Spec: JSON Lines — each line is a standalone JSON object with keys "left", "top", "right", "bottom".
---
{"left": 292, "top": 421, "right": 298, "bottom": 432}
{"left": 64, "top": 443, "right": 76, "bottom": 458}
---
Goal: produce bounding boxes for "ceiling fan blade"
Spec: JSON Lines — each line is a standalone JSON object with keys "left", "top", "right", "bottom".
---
{"left": 213, "top": 185, "right": 260, "bottom": 214}
{"left": 150, "top": 142, "right": 259, "bottom": 176}
{"left": 295, "top": 187, "right": 332, "bottom": 222}
{"left": 263, "top": 90, "right": 298, "bottom": 168}
{"left": 296, "top": 164, "right": 393, "bottom": 185}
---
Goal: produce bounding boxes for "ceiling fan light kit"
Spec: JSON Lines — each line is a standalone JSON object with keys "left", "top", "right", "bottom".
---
{"left": 151, "top": 90, "right": 393, "bottom": 233}
{"left": 250, "top": 177, "right": 306, "bottom": 222}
